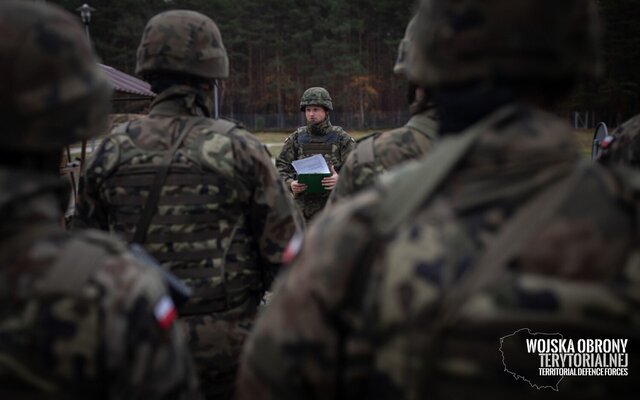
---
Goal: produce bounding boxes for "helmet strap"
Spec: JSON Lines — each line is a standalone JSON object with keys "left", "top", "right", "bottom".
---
{"left": 213, "top": 80, "right": 220, "bottom": 120}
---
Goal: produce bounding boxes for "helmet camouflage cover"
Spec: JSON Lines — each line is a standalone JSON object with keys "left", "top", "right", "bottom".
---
{"left": 410, "top": 0, "right": 602, "bottom": 87}
{"left": 136, "top": 10, "right": 229, "bottom": 80}
{"left": 0, "top": 0, "right": 111, "bottom": 151}
{"left": 300, "top": 87, "right": 333, "bottom": 111}
{"left": 393, "top": 15, "right": 418, "bottom": 77}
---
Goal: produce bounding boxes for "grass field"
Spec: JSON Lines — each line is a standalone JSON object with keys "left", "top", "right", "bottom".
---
{"left": 255, "top": 129, "right": 595, "bottom": 158}
{"left": 573, "top": 128, "right": 594, "bottom": 156}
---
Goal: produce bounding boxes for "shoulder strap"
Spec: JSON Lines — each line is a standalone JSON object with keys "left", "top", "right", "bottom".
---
{"left": 0, "top": 225, "right": 111, "bottom": 297}
{"left": 374, "top": 128, "right": 480, "bottom": 233}
{"left": 132, "top": 118, "right": 237, "bottom": 244}
{"left": 375, "top": 105, "right": 516, "bottom": 235}
{"left": 36, "top": 236, "right": 109, "bottom": 295}
{"left": 210, "top": 118, "right": 238, "bottom": 136}
{"left": 111, "top": 120, "right": 132, "bottom": 135}
{"left": 355, "top": 135, "right": 377, "bottom": 165}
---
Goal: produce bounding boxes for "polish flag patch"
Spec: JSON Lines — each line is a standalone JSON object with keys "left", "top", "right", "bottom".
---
{"left": 154, "top": 295, "right": 177, "bottom": 329}
{"left": 283, "top": 232, "right": 304, "bottom": 265}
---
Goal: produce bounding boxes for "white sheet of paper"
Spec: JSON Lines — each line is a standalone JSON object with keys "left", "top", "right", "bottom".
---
{"left": 291, "top": 154, "right": 330, "bottom": 174}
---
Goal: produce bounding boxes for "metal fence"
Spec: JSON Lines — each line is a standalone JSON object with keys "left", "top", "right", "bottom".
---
{"left": 227, "top": 110, "right": 411, "bottom": 132}
{"left": 228, "top": 111, "right": 614, "bottom": 132}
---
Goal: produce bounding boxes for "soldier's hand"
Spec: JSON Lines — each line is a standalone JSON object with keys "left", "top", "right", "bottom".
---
{"left": 321, "top": 165, "right": 339, "bottom": 190}
{"left": 291, "top": 180, "right": 307, "bottom": 194}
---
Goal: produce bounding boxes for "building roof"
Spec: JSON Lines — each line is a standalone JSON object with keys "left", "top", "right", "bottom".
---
{"left": 98, "top": 63, "right": 155, "bottom": 97}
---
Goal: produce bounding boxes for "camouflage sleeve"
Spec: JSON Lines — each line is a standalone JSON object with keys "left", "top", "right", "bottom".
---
{"left": 326, "top": 148, "right": 359, "bottom": 207}
{"left": 336, "top": 131, "right": 356, "bottom": 172}
{"left": 72, "top": 136, "right": 120, "bottom": 230}
{"left": 375, "top": 127, "right": 434, "bottom": 169}
{"left": 237, "top": 192, "right": 377, "bottom": 400}
{"left": 233, "top": 131, "right": 304, "bottom": 282}
{"left": 275, "top": 133, "right": 298, "bottom": 188}
{"left": 97, "top": 251, "right": 202, "bottom": 399}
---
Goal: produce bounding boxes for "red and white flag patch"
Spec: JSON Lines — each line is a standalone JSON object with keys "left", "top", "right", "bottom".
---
{"left": 154, "top": 295, "right": 177, "bottom": 329}
{"left": 283, "top": 232, "right": 304, "bottom": 265}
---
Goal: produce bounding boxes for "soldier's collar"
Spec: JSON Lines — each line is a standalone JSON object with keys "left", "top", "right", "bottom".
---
{"left": 150, "top": 85, "right": 212, "bottom": 118}
{"left": 405, "top": 109, "right": 439, "bottom": 139}
{"left": 307, "top": 117, "right": 332, "bottom": 136}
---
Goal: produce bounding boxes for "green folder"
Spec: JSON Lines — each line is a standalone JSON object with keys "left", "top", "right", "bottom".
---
{"left": 298, "top": 173, "right": 331, "bottom": 194}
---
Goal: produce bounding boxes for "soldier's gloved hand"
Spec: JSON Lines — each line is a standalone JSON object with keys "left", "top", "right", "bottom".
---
{"left": 291, "top": 180, "right": 307, "bottom": 194}
{"left": 321, "top": 165, "right": 339, "bottom": 190}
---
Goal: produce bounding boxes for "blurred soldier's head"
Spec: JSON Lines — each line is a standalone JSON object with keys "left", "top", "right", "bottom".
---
{"left": 300, "top": 87, "right": 333, "bottom": 124}
{"left": 394, "top": 15, "right": 417, "bottom": 78}
{"left": 0, "top": 0, "right": 111, "bottom": 171}
{"left": 136, "top": 10, "right": 228, "bottom": 109}
{"left": 410, "top": 0, "right": 601, "bottom": 132}
{"left": 394, "top": 15, "right": 428, "bottom": 112}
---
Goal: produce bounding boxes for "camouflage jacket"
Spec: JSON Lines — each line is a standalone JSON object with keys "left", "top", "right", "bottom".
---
{"left": 73, "top": 85, "right": 302, "bottom": 398}
{"left": 238, "top": 105, "right": 640, "bottom": 399}
{"left": 328, "top": 109, "right": 438, "bottom": 207}
{"left": 0, "top": 169, "right": 200, "bottom": 399}
{"left": 276, "top": 118, "right": 355, "bottom": 221}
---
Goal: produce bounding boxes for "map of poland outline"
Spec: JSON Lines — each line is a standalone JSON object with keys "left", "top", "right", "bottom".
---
{"left": 499, "top": 328, "right": 564, "bottom": 391}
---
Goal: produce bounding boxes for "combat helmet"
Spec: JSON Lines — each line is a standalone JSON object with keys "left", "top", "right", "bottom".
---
{"left": 300, "top": 87, "right": 333, "bottom": 111}
{"left": 136, "top": 10, "right": 229, "bottom": 80}
{"left": 0, "top": 0, "right": 111, "bottom": 151}
{"left": 410, "top": 0, "right": 602, "bottom": 87}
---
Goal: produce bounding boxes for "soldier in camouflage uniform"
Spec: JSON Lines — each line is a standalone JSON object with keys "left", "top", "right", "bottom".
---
{"left": 328, "top": 16, "right": 438, "bottom": 207}
{"left": 73, "top": 10, "right": 302, "bottom": 400}
{"left": 0, "top": 2, "right": 200, "bottom": 398}
{"left": 239, "top": 0, "right": 640, "bottom": 399}
{"left": 276, "top": 87, "right": 356, "bottom": 222}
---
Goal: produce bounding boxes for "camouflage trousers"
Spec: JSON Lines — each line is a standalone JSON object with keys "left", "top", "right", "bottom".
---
{"left": 180, "top": 311, "right": 256, "bottom": 400}
{"left": 295, "top": 192, "right": 330, "bottom": 223}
